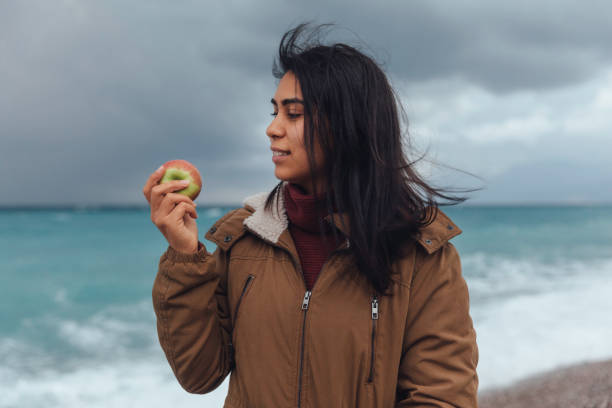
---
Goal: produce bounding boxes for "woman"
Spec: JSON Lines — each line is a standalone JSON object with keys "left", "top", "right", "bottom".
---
{"left": 143, "top": 23, "right": 479, "bottom": 407}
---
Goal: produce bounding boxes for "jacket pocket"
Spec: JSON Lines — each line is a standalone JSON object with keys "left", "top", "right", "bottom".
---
{"left": 367, "top": 294, "right": 378, "bottom": 383}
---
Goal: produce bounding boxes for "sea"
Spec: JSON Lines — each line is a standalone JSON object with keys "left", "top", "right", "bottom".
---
{"left": 1, "top": 204, "right": 611, "bottom": 407}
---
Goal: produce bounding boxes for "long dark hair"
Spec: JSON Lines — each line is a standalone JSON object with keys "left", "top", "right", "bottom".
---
{"left": 265, "top": 22, "right": 482, "bottom": 296}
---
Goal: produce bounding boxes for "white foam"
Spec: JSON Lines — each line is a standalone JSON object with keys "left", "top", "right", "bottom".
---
{"left": 1, "top": 355, "right": 229, "bottom": 408}
{"left": 0, "top": 300, "right": 230, "bottom": 407}
{"left": 462, "top": 252, "right": 593, "bottom": 305}
{"left": 465, "top": 255, "right": 612, "bottom": 389}
{"left": 203, "top": 207, "right": 224, "bottom": 218}
{"left": 52, "top": 300, "right": 154, "bottom": 357}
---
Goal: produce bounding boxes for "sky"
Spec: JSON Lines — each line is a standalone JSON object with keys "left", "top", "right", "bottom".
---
{"left": 1, "top": 0, "right": 611, "bottom": 206}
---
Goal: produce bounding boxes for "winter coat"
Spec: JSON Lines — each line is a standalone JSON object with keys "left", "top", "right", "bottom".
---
{"left": 152, "top": 182, "right": 479, "bottom": 407}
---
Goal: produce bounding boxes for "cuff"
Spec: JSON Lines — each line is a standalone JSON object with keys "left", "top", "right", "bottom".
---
{"left": 164, "top": 241, "right": 210, "bottom": 263}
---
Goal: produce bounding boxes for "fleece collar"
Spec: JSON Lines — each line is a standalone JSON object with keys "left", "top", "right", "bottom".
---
{"left": 242, "top": 183, "right": 289, "bottom": 244}
{"left": 241, "top": 181, "right": 351, "bottom": 244}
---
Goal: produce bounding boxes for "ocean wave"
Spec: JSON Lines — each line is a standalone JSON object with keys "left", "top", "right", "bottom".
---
{"left": 2, "top": 256, "right": 612, "bottom": 400}
{"left": 0, "top": 356, "right": 229, "bottom": 408}
{"left": 1, "top": 300, "right": 157, "bottom": 373}
{"left": 464, "top": 254, "right": 612, "bottom": 389}
{"left": 463, "top": 253, "right": 612, "bottom": 304}
{"left": 0, "top": 300, "right": 230, "bottom": 407}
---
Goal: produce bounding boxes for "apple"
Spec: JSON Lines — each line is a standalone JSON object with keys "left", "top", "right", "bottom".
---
{"left": 158, "top": 159, "right": 202, "bottom": 200}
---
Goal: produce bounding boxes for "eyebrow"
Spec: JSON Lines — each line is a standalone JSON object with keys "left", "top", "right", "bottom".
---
{"left": 270, "top": 97, "right": 304, "bottom": 106}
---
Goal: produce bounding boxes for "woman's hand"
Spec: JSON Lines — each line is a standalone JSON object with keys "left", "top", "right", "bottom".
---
{"left": 143, "top": 166, "right": 199, "bottom": 254}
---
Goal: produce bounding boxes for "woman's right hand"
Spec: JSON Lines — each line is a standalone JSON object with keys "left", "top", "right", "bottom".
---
{"left": 143, "top": 166, "right": 199, "bottom": 254}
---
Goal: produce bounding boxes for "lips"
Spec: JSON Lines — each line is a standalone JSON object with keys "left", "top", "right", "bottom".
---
{"left": 271, "top": 148, "right": 290, "bottom": 164}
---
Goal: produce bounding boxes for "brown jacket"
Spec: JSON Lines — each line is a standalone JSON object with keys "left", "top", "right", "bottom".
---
{"left": 152, "top": 182, "right": 479, "bottom": 407}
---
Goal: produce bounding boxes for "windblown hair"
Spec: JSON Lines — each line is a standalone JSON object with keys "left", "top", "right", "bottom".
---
{"left": 265, "top": 22, "right": 482, "bottom": 296}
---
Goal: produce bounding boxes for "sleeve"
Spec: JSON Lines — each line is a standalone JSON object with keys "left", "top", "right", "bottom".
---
{"left": 152, "top": 240, "right": 233, "bottom": 394}
{"left": 396, "top": 242, "right": 479, "bottom": 407}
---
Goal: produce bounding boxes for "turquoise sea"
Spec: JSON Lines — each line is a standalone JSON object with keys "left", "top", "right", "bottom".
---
{"left": 1, "top": 205, "right": 612, "bottom": 407}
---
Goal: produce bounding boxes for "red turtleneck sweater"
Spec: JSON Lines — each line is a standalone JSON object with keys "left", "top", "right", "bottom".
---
{"left": 283, "top": 183, "right": 344, "bottom": 291}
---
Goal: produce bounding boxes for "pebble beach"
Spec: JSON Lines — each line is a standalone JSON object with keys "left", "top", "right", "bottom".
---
{"left": 479, "top": 358, "right": 612, "bottom": 408}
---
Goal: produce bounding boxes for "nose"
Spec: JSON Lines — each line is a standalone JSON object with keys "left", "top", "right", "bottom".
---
{"left": 266, "top": 116, "right": 284, "bottom": 140}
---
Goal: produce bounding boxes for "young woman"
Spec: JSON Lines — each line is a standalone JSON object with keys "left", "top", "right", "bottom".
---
{"left": 143, "top": 23, "right": 479, "bottom": 408}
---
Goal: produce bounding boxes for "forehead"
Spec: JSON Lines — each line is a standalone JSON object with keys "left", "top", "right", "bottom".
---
{"left": 274, "top": 71, "right": 303, "bottom": 99}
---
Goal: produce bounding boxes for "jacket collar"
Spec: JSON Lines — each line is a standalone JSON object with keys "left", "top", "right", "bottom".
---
{"left": 416, "top": 207, "right": 462, "bottom": 254}
{"left": 242, "top": 182, "right": 289, "bottom": 245}
{"left": 242, "top": 182, "right": 349, "bottom": 243}
{"left": 241, "top": 181, "right": 461, "bottom": 254}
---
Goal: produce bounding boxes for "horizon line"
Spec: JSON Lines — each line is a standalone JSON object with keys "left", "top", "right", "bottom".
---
{"left": 1, "top": 201, "right": 612, "bottom": 211}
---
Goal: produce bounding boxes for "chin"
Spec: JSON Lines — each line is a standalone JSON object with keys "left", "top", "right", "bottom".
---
{"left": 275, "top": 173, "right": 300, "bottom": 186}
{"left": 274, "top": 169, "right": 293, "bottom": 183}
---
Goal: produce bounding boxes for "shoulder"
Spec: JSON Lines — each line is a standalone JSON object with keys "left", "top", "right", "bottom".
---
{"left": 412, "top": 208, "right": 464, "bottom": 288}
{"left": 203, "top": 206, "right": 255, "bottom": 251}
{"left": 202, "top": 190, "right": 275, "bottom": 251}
{"left": 415, "top": 207, "right": 462, "bottom": 255}
{"left": 393, "top": 207, "right": 463, "bottom": 288}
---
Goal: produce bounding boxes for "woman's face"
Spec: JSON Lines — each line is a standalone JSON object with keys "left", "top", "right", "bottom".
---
{"left": 266, "top": 71, "right": 325, "bottom": 195}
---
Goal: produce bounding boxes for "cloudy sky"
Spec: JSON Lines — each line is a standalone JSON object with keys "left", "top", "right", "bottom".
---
{"left": 2, "top": 0, "right": 611, "bottom": 206}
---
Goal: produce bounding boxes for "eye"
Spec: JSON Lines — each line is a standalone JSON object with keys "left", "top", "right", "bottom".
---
{"left": 270, "top": 112, "right": 278, "bottom": 117}
{"left": 288, "top": 113, "right": 302, "bottom": 119}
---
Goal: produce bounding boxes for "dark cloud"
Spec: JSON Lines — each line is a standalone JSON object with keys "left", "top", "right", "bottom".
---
{"left": 1, "top": 0, "right": 611, "bottom": 206}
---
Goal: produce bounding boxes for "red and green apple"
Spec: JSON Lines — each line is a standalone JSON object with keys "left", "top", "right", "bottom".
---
{"left": 158, "top": 159, "right": 202, "bottom": 200}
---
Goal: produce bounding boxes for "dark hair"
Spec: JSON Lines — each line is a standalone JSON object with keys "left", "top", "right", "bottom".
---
{"left": 265, "top": 22, "right": 482, "bottom": 296}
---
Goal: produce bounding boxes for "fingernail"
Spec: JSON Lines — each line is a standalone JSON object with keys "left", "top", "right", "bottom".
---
{"left": 180, "top": 180, "right": 190, "bottom": 184}
{"left": 157, "top": 165, "right": 164, "bottom": 172}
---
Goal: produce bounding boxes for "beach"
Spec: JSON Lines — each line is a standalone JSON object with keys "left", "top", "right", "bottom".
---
{"left": 479, "top": 358, "right": 612, "bottom": 408}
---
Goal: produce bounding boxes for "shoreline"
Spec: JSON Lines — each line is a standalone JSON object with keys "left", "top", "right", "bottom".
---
{"left": 479, "top": 358, "right": 612, "bottom": 408}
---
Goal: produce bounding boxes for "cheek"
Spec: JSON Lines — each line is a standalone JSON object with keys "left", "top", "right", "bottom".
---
{"left": 295, "top": 141, "right": 325, "bottom": 171}
{"left": 290, "top": 148, "right": 309, "bottom": 170}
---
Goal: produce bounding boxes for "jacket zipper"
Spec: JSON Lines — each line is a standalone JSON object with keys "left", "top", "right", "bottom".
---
{"left": 243, "top": 223, "right": 350, "bottom": 408}
{"left": 296, "top": 241, "right": 352, "bottom": 407}
{"left": 233, "top": 274, "right": 255, "bottom": 326}
{"left": 229, "top": 274, "right": 255, "bottom": 369}
{"left": 297, "top": 290, "right": 311, "bottom": 407}
{"left": 367, "top": 294, "right": 378, "bottom": 383}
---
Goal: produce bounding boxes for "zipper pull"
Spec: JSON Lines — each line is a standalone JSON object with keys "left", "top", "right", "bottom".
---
{"left": 371, "top": 295, "right": 379, "bottom": 320}
{"left": 302, "top": 290, "right": 312, "bottom": 311}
